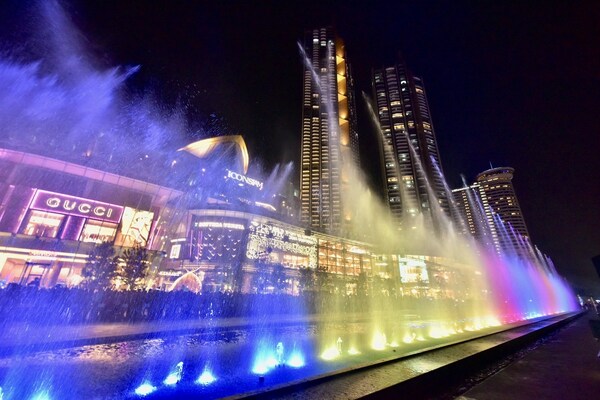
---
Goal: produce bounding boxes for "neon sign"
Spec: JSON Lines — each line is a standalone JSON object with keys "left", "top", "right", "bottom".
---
{"left": 30, "top": 190, "right": 123, "bottom": 224}
{"left": 226, "top": 170, "right": 263, "bottom": 190}
{"left": 195, "top": 221, "right": 245, "bottom": 230}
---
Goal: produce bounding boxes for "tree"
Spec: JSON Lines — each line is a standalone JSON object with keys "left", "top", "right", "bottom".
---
{"left": 315, "top": 266, "right": 332, "bottom": 293}
{"left": 83, "top": 242, "right": 118, "bottom": 291}
{"left": 373, "top": 275, "right": 385, "bottom": 296}
{"left": 119, "top": 245, "right": 150, "bottom": 290}
{"left": 254, "top": 260, "right": 270, "bottom": 293}
{"left": 356, "top": 271, "right": 369, "bottom": 297}
{"left": 270, "top": 263, "right": 287, "bottom": 294}
{"left": 298, "top": 267, "right": 315, "bottom": 294}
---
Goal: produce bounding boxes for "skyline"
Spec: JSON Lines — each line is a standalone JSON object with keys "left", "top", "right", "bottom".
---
{"left": 1, "top": 1, "right": 598, "bottom": 294}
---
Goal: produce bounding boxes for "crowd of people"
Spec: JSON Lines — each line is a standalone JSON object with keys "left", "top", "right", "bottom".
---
{"left": 0, "top": 284, "right": 378, "bottom": 325}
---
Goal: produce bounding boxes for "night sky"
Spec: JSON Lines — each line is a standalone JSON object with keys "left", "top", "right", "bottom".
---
{"left": 2, "top": 1, "right": 599, "bottom": 294}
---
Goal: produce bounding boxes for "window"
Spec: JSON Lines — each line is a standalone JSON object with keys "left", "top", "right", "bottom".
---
{"left": 80, "top": 220, "right": 118, "bottom": 244}
{"left": 22, "top": 210, "right": 63, "bottom": 238}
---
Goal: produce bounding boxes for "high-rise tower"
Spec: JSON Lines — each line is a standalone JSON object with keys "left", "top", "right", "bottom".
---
{"left": 451, "top": 184, "right": 500, "bottom": 253}
{"left": 372, "top": 60, "right": 449, "bottom": 231}
{"left": 451, "top": 167, "right": 531, "bottom": 256}
{"left": 300, "top": 27, "right": 359, "bottom": 235}
{"left": 475, "top": 167, "right": 530, "bottom": 253}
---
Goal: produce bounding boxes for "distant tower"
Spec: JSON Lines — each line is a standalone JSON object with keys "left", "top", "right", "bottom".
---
{"left": 452, "top": 167, "right": 531, "bottom": 256}
{"left": 299, "top": 27, "right": 359, "bottom": 235}
{"left": 451, "top": 184, "right": 500, "bottom": 253}
{"left": 372, "top": 59, "right": 449, "bottom": 231}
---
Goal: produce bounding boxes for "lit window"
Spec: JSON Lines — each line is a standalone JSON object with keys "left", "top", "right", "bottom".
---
{"left": 22, "top": 210, "right": 63, "bottom": 238}
{"left": 80, "top": 220, "right": 118, "bottom": 243}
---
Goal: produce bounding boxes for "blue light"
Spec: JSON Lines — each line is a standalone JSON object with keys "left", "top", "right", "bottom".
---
{"left": 134, "top": 383, "right": 156, "bottom": 397}
{"left": 163, "top": 373, "right": 180, "bottom": 386}
{"left": 163, "top": 361, "right": 183, "bottom": 386}
{"left": 252, "top": 345, "right": 279, "bottom": 374}
{"left": 30, "top": 390, "right": 51, "bottom": 400}
{"left": 196, "top": 368, "right": 217, "bottom": 385}
{"left": 286, "top": 351, "right": 305, "bottom": 368}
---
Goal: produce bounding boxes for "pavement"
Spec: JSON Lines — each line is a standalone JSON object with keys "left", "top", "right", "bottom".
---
{"left": 457, "top": 313, "right": 600, "bottom": 400}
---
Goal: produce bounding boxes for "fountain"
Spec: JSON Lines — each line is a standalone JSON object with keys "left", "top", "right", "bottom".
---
{"left": 0, "top": 3, "right": 579, "bottom": 400}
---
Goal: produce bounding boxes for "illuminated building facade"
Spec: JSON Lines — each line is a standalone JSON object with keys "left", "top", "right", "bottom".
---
{"left": 0, "top": 148, "right": 181, "bottom": 288}
{"left": 162, "top": 208, "right": 374, "bottom": 295}
{"left": 372, "top": 60, "right": 449, "bottom": 230}
{"left": 451, "top": 167, "right": 530, "bottom": 256}
{"left": 300, "top": 27, "right": 360, "bottom": 235}
{"left": 451, "top": 184, "right": 499, "bottom": 253}
{"left": 475, "top": 167, "right": 530, "bottom": 255}
{"left": 0, "top": 143, "right": 467, "bottom": 299}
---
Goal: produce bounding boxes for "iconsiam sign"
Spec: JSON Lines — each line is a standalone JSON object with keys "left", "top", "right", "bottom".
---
{"left": 0, "top": 4, "right": 580, "bottom": 399}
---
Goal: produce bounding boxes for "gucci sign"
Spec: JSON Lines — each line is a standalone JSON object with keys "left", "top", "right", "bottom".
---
{"left": 30, "top": 190, "right": 124, "bottom": 223}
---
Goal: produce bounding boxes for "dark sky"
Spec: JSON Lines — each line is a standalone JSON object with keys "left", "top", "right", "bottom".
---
{"left": 2, "top": 1, "right": 600, "bottom": 294}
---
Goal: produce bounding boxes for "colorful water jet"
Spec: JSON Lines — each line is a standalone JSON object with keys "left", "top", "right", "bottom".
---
{"left": 0, "top": 3, "right": 580, "bottom": 400}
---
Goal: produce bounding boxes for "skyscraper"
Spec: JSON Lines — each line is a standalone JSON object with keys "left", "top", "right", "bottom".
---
{"left": 300, "top": 27, "right": 359, "bottom": 235}
{"left": 476, "top": 167, "right": 530, "bottom": 253}
{"left": 372, "top": 59, "right": 449, "bottom": 231}
{"left": 451, "top": 184, "right": 499, "bottom": 253}
{"left": 452, "top": 167, "right": 530, "bottom": 256}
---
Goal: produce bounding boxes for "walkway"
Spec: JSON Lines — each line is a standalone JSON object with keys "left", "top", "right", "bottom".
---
{"left": 457, "top": 313, "right": 600, "bottom": 400}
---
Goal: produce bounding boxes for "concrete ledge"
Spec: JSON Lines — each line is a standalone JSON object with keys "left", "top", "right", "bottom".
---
{"left": 235, "top": 312, "right": 583, "bottom": 400}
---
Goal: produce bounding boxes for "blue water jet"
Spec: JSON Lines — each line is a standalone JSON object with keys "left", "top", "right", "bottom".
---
{"left": 134, "top": 382, "right": 156, "bottom": 397}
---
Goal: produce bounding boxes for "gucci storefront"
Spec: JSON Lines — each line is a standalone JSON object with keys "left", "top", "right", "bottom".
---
{"left": 0, "top": 148, "right": 182, "bottom": 288}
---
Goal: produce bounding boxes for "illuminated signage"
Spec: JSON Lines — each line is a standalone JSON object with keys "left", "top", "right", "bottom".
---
{"left": 246, "top": 221, "right": 317, "bottom": 267}
{"left": 30, "top": 190, "right": 123, "bottom": 224}
{"left": 226, "top": 170, "right": 263, "bottom": 190}
{"left": 169, "top": 244, "right": 181, "bottom": 259}
{"left": 29, "top": 250, "right": 58, "bottom": 258}
{"left": 158, "top": 270, "right": 183, "bottom": 277}
{"left": 115, "top": 208, "right": 154, "bottom": 247}
{"left": 398, "top": 257, "right": 429, "bottom": 283}
{"left": 194, "top": 221, "right": 245, "bottom": 230}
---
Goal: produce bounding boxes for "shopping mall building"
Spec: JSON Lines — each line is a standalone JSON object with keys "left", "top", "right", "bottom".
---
{"left": 0, "top": 141, "right": 459, "bottom": 297}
